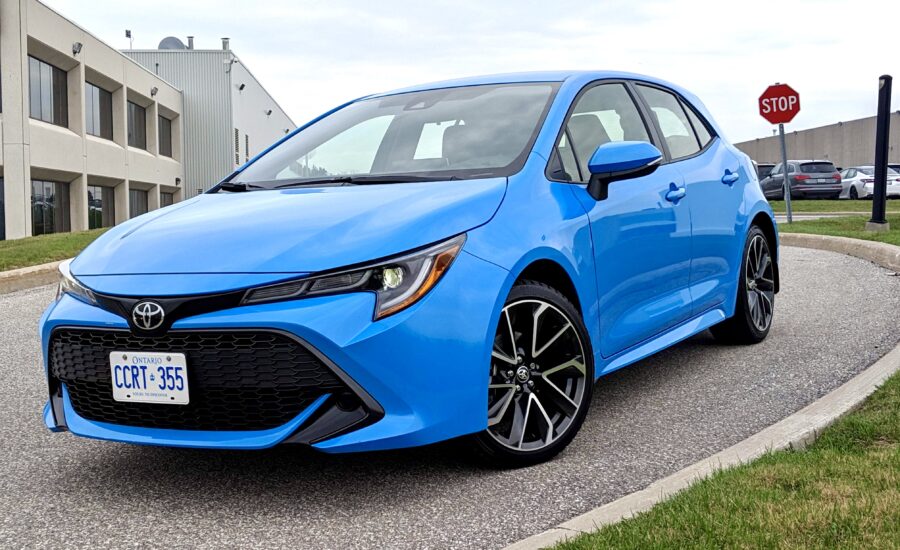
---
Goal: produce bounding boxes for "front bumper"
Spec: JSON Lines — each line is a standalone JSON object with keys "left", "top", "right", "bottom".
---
{"left": 41, "top": 250, "right": 509, "bottom": 453}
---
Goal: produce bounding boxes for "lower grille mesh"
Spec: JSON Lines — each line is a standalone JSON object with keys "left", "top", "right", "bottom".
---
{"left": 50, "top": 329, "right": 347, "bottom": 430}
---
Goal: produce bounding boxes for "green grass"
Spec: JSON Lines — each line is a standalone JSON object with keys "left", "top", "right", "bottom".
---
{"left": 555, "top": 373, "right": 900, "bottom": 549}
{"left": 768, "top": 200, "right": 900, "bottom": 214}
{"left": 0, "top": 229, "right": 107, "bottom": 271}
{"left": 779, "top": 214, "right": 900, "bottom": 247}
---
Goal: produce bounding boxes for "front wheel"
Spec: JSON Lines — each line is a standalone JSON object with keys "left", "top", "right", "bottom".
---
{"left": 470, "top": 281, "right": 593, "bottom": 467}
{"left": 710, "top": 226, "right": 775, "bottom": 344}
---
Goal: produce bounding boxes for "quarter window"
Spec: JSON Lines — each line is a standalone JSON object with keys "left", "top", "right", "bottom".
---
{"left": 636, "top": 85, "right": 701, "bottom": 160}
{"left": 28, "top": 56, "right": 68, "bottom": 127}
{"left": 553, "top": 83, "right": 651, "bottom": 183}
{"left": 683, "top": 102, "right": 713, "bottom": 148}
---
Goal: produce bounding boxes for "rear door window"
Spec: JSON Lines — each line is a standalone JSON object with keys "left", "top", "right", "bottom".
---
{"left": 636, "top": 84, "right": 701, "bottom": 160}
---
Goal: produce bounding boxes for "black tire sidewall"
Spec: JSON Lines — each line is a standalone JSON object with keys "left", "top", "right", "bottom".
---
{"left": 736, "top": 226, "right": 773, "bottom": 341}
{"left": 472, "top": 281, "right": 594, "bottom": 467}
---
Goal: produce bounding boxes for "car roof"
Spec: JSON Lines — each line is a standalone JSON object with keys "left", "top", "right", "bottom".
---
{"left": 370, "top": 70, "right": 691, "bottom": 98}
{"left": 788, "top": 159, "right": 833, "bottom": 164}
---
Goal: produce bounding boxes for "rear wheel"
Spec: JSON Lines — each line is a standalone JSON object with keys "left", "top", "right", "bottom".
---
{"left": 850, "top": 186, "right": 859, "bottom": 200}
{"left": 471, "top": 281, "right": 593, "bottom": 467}
{"left": 711, "top": 226, "right": 775, "bottom": 344}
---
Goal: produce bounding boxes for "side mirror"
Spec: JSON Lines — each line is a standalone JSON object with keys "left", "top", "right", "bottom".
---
{"left": 587, "top": 141, "right": 663, "bottom": 201}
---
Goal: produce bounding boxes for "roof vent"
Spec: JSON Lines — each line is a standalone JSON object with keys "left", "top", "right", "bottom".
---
{"left": 187, "top": 36, "right": 194, "bottom": 50}
{"left": 222, "top": 37, "right": 230, "bottom": 51}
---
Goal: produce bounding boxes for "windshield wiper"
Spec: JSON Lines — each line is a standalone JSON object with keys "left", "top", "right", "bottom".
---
{"left": 274, "top": 176, "right": 355, "bottom": 189}
{"left": 273, "top": 174, "right": 460, "bottom": 189}
{"left": 214, "top": 182, "right": 265, "bottom": 193}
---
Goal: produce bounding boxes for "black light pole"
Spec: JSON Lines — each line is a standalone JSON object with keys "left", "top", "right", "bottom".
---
{"left": 868, "top": 75, "right": 892, "bottom": 231}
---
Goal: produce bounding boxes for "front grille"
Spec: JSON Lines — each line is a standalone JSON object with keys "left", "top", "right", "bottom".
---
{"left": 50, "top": 329, "right": 348, "bottom": 430}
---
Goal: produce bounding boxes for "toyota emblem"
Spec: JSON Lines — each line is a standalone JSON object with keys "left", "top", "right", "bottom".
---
{"left": 132, "top": 301, "right": 165, "bottom": 331}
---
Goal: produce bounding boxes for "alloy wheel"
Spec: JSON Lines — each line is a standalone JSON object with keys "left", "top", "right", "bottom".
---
{"left": 745, "top": 234, "right": 775, "bottom": 332}
{"left": 487, "top": 299, "right": 587, "bottom": 452}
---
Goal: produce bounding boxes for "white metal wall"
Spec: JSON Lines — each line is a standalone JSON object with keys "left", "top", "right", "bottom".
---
{"left": 230, "top": 62, "right": 295, "bottom": 168}
{"left": 126, "top": 49, "right": 296, "bottom": 198}
{"left": 125, "top": 50, "right": 233, "bottom": 198}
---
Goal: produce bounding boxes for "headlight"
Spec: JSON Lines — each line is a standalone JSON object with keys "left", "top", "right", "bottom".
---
{"left": 57, "top": 259, "right": 98, "bottom": 306}
{"left": 242, "top": 234, "right": 466, "bottom": 319}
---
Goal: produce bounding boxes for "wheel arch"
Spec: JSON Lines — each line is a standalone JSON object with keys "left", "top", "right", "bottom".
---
{"left": 514, "top": 258, "right": 582, "bottom": 314}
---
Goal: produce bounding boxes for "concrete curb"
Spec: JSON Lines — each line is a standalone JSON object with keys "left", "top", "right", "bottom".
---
{"left": 504, "top": 235, "right": 900, "bottom": 550}
{"left": 780, "top": 233, "right": 900, "bottom": 273}
{"left": 0, "top": 260, "right": 64, "bottom": 295}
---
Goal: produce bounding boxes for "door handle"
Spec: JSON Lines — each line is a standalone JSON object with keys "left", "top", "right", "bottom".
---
{"left": 722, "top": 169, "right": 740, "bottom": 185}
{"left": 665, "top": 184, "right": 686, "bottom": 203}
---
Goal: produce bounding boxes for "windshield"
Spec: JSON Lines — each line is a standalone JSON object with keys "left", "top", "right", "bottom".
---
{"left": 232, "top": 83, "right": 559, "bottom": 187}
{"left": 859, "top": 167, "right": 900, "bottom": 176}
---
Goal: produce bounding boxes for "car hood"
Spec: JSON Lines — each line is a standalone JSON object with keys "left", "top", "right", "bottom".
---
{"left": 72, "top": 178, "right": 506, "bottom": 277}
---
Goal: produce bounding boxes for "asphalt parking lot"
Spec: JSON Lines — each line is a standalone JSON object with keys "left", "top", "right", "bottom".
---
{"left": 1, "top": 246, "right": 899, "bottom": 549}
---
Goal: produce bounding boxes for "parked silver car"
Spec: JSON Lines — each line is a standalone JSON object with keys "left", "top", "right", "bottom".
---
{"left": 839, "top": 166, "right": 900, "bottom": 199}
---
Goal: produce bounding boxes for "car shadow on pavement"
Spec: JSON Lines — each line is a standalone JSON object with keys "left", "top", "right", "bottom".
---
{"left": 45, "top": 334, "right": 719, "bottom": 515}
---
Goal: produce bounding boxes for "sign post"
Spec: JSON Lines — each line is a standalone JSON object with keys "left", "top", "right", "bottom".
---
{"left": 759, "top": 84, "right": 801, "bottom": 223}
{"left": 868, "top": 75, "right": 892, "bottom": 232}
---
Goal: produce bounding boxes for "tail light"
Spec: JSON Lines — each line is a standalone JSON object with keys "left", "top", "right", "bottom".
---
{"left": 833, "top": 173, "right": 841, "bottom": 182}
{"left": 862, "top": 178, "right": 875, "bottom": 183}
{"left": 793, "top": 174, "right": 810, "bottom": 181}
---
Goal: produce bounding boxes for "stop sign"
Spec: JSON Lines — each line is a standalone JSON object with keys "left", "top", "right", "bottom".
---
{"left": 759, "top": 84, "right": 800, "bottom": 124}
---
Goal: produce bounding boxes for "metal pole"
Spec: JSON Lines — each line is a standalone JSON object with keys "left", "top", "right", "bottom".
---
{"left": 778, "top": 123, "right": 792, "bottom": 224}
{"left": 870, "top": 75, "right": 892, "bottom": 227}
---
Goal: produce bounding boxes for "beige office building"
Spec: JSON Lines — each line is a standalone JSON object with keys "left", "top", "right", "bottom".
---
{"left": 0, "top": 0, "right": 184, "bottom": 241}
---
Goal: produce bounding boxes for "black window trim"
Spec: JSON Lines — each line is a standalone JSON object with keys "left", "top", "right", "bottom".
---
{"left": 544, "top": 78, "right": 662, "bottom": 184}
{"left": 629, "top": 80, "right": 719, "bottom": 165}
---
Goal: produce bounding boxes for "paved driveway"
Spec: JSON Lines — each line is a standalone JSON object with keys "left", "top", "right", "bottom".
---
{"left": 1, "top": 247, "right": 898, "bottom": 549}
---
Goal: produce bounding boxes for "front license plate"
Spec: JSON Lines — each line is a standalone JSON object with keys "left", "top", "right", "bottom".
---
{"left": 110, "top": 351, "right": 189, "bottom": 405}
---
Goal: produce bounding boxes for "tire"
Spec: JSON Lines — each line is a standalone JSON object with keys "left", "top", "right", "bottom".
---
{"left": 710, "top": 226, "right": 775, "bottom": 345}
{"left": 850, "top": 187, "right": 859, "bottom": 200}
{"left": 470, "top": 280, "right": 594, "bottom": 467}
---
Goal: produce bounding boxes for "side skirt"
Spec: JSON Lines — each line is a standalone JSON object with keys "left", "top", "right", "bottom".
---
{"left": 597, "top": 308, "right": 727, "bottom": 378}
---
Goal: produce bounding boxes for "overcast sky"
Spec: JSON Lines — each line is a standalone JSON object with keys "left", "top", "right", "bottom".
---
{"left": 44, "top": 0, "right": 900, "bottom": 143}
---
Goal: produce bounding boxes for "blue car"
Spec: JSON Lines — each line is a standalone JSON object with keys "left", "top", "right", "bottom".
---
{"left": 41, "top": 71, "right": 779, "bottom": 466}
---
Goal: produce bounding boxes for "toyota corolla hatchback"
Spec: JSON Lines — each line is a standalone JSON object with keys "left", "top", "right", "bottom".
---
{"left": 41, "top": 71, "right": 779, "bottom": 466}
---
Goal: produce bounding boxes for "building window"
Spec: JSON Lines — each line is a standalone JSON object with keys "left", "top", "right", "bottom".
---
{"left": 28, "top": 56, "right": 68, "bottom": 127}
{"left": 85, "top": 82, "right": 113, "bottom": 140}
{"left": 127, "top": 101, "right": 147, "bottom": 149}
{"left": 158, "top": 115, "right": 173, "bottom": 158}
{"left": 31, "top": 180, "right": 71, "bottom": 236}
{"left": 87, "top": 185, "right": 115, "bottom": 229}
{"left": 129, "top": 189, "right": 149, "bottom": 218}
{"left": 160, "top": 192, "right": 175, "bottom": 208}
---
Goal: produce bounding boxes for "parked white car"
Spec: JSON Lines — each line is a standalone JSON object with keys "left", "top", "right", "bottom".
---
{"left": 839, "top": 166, "right": 900, "bottom": 199}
